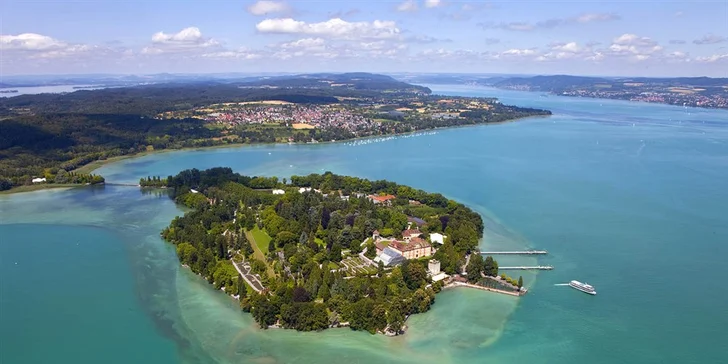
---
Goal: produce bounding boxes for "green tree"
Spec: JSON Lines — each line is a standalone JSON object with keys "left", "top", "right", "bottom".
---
{"left": 364, "top": 240, "right": 377, "bottom": 259}
{"left": 176, "top": 243, "right": 198, "bottom": 265}
{"left": 386, "top": 303, "right": 405, "bottom": 334}
{"left": 329, "top": 242, "right": 342, "bottom": 262}
{"left": 483, "top": 255, "right": 499, "bottom": 277}
{"left": 466, "top": 254, "right": 484, "bottom": 282}
{"left": 518, "top": 276, "right": 523, "bottom": 289}
{"left": 318, "top": 282, "right": 331, "bottom": 302}
{"left": 237, "top": 277, "right": 247, "bottom": 297}
{"left": 402, "top": 261, "right": 427, "bottom": 290}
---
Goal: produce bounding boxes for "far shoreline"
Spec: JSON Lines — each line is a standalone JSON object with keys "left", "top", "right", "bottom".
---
{"left": 3, "top": 114, "right": 549, "bottom": 196}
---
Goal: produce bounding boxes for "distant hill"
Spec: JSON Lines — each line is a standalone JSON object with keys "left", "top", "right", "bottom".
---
{"left": 493, "top": 75, "right": 609, "bottom": 90}
{"left": 235, "top": 72, "right": 431, "bottom": 94}
{"left": 492, "top": 75, "right": 728, "bottom": 90}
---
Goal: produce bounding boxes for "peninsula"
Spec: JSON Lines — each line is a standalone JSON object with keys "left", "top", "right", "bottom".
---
{"left": 158, "top": 168, "right": 524, "bottom": 334}
{"left": 399, "top": 74, "right": 728, "bottom": 109}
{"left": 0, "top": 73, "right": 550, "bottom": 192}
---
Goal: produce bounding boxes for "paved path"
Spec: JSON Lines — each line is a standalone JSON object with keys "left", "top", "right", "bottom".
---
{"left": 231, "top": 259, "right": 265, "bottom": 293}
{"left": 446, "top": 281, "right": 523, "bottom": 297}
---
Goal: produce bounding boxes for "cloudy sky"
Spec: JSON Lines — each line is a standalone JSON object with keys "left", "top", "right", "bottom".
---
{"left": 2, "top": 0, "right": 727, "bottom": 76}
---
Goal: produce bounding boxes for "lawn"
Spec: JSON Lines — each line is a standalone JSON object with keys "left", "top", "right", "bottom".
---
{"left": 250, "top": 225, "right": 272, "bottom": 253}
{"left": 245, "top": 227, "right": 275, "bottom": 278}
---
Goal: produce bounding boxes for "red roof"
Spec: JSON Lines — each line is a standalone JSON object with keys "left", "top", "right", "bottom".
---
{"left": 375, "top": 241, "right": 388, "bottom": 251}
{"left": 390, "top": 239, "right": 430, "bottom": 252}
{"left": 369, "top": 194, "right": 396, "bottom": 202}
{"left": 402, "top": 229, "right": 422, "bottom": 238}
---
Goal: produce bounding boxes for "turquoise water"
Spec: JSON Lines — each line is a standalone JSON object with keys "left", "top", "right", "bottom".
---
{"left": 1, "top": 86, "right": 727, "bottom": 363}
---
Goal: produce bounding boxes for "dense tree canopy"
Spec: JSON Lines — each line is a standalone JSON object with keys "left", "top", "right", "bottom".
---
{"left": 160, "top": 168, "right": 480, "bottom": 333}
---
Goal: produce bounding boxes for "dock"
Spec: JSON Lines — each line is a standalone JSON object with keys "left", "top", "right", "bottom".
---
{"left": 479, "top": 250, "right": 548, "bottom": 255}
{"left": 499, "top": 266, "right": 554, "bottom": 270}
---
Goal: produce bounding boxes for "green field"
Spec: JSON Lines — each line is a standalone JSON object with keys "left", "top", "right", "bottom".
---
{"left": 244, "top": 226, "right": 275, "bottom": 278}
{"left": 250, "top": 225, "right": 272, "bottom": 253}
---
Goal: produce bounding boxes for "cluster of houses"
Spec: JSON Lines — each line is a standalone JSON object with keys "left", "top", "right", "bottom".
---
{"left": 372, "top": 226, "right": 447, "bottom": 267}
{"left": 267, "top": 187, "right": 451, "bottom": 281}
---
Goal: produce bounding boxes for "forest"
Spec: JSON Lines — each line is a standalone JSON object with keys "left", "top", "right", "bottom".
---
{"left": 0, "top": 75, "right": 549, "bottom": 191}
{"left": 159, "top": 168, "right": 486, "bottom": 334}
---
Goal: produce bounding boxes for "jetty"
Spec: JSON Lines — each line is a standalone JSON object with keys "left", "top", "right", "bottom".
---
{"left": 445, "top": 281, "right": 524, "bottom": 297}
{"left": 499, "top": 266, "right": 554, "bottom": 270}
{"left": 479, "top": 250, "right": 548, "bottom": 255}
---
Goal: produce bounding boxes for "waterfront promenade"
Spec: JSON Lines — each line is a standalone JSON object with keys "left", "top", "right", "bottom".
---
{"left": 445, "top": 281, "right": 524, "bottom": 297}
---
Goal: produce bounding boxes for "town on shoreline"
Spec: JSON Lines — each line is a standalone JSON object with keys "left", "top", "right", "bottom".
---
{"left": 155, "top": 168, "right": 529, "bottom": 336}
{"left": 1, "top": 73, "right": 551, "bottom": 193}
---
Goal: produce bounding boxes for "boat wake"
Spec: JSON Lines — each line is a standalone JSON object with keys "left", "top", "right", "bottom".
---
{"left": 553, "top": 283, "right": 570, "bottom": 286}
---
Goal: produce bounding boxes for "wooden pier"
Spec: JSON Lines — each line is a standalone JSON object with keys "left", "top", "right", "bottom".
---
{"left": 479, "top": 250, "right": 548, "bottom": 255}
{"left": 499, "top": 266, "right": 554, "bottom": 270}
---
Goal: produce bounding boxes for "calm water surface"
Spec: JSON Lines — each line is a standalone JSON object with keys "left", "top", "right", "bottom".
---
{"left": 1, "top": 86, "right": 727, "bottom": 363}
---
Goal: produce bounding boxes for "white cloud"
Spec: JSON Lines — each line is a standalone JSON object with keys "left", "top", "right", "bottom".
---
{"left": 144, "top": 27, "right": 219, "bottom": 54}
{"left": 0, "top": 33, "right": 66, "bottom": 51}
{"left": 666, "top": 51, "right": 689, "bottom": 61}
{"left": 584, "top": 52, "right": 605, "bottom": 62}
{"left": 502, "top": 48, "right": 536, "bottom": 56}
{"left": 695, "top": 54, "right": 728, "bottom": 63}
{"left": 279, "top": 37, "right": 326, "bottom": 50}
{"left": 613, "top": 33, "right": 658, "bottom": 47}
{"left": 152, "top": 27, "right": 204, "bottom": 44}
{"left": 609, "top": 34, "right": 661, "bottom": 58}
{"left": 0, "top": 33, "right": 100, "bottom": 59}
{"left": 552, "top": 42, "right": 580, "bottom": 53}
{"left": 266, "top": 36, "right": 409, "bottom": 61}
{"left": 425, "top": 0, "right": 443, "bottom": 8}
{"left": 202, "top": 49, "right": 262, "bottom": 60}
{"left": 256, "top": 18, "right": 400, "bottom": 40}
{"left": 536, "top": 42, "right": 592, "bottom": 61}
{"left": 247, "top": 1, "right": 290, "bottom": 15}
{"left": 397, "top": 0, "right": 418, "bottom": 12}
{"left": 419, "top": 48, "right": 480, "bottom": 61}
{"left": 602, "top": 33, "right": 689, "bottom": 63}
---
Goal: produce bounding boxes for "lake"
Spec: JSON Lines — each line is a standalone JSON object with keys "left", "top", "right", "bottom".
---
{"left": 0, "top": 84, "right": 114, "bottom": 97}
{"left": 1, "top": 85, "right": 727, "bottom": 363}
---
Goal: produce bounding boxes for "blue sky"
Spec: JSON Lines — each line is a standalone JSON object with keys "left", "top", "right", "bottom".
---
{"left": 1, "top": 0, "right": 727, "bottom": 76}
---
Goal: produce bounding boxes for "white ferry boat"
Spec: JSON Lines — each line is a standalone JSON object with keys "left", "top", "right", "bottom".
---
{"left": 569, "top": 280, "right": 596, "bottom": 295}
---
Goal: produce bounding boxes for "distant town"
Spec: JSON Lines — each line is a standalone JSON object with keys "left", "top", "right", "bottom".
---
{"left": 503, "top": 82, "right": 728, "bottom": 109}
{"left": 399, "top": 74, "right": 728, "bottom": 110}
{"left": 155, "top": 94, "right": 549, "bottom": 144}
{"left": 0, "top": 72, "right": 553, "bottom": 192}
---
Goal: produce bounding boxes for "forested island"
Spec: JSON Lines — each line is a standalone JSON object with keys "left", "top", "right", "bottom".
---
{"left": 0, "top": 73, "right": 550, "bottom": 192}
{"left": 158, "top": 167, "right": 522, "bottom": 334}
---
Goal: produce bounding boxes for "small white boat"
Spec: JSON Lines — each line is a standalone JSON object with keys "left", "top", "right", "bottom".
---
{"left": 569, "top": 280, "right": 596, "bottom": 295}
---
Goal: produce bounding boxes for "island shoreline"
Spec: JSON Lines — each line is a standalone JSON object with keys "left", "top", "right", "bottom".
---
{"left": 3, "top": 114, "right": 550, "bottom": 195}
